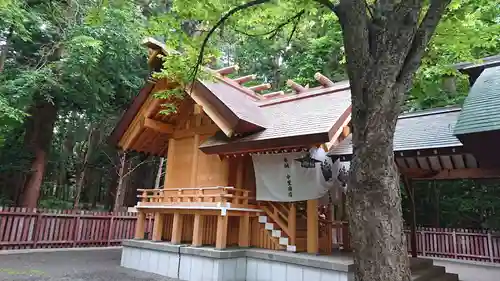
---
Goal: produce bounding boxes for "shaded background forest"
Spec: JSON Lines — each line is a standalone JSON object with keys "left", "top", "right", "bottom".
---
{"left": 0, "top": 0, "right": 499, "bottom": 229}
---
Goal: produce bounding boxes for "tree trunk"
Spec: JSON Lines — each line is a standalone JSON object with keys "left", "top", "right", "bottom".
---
{"left": 347, "top": 86, "right": 410, "bottom": 281}
{"left": 155, "top": 157, "right": 165, "bottom": 188}
{"left": 106, "top": 153, "right": 120, "bottom": 211}
{"left": 57, "top": 128, "right": 75, "bottom": 200}
{"left": 19, "top": 100, "right": 58, "bottom": 208}
{"left": 433, "top": 181, "right": 440, "bottom": 227}
{"left": 74, "top": 124, "right": 100, "bottom": 209}
{"left": 0, "top": 26, "right": 12, "bottom": 72}
{"left": 114, "top": 152, "right": 128, "bottom": 212}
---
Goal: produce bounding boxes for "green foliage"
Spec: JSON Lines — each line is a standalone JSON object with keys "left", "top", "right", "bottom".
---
{"left": 407, "top": 0, "right": 500, "bottom": 110}
{"left": 402, "top": 180, "right": 500, "bottom": 229}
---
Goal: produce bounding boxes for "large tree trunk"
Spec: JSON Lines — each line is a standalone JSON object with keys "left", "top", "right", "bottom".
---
{"left": 19, "top": 100, "right": 58, "bottom": 208}
{"left": 347, "top": 87, "right": 410, "bottom": 281}
{"left": 332, "top": 1, "right": 450, "bottom": 280}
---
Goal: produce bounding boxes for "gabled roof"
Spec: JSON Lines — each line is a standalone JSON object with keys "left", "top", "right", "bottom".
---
{"left": 454, "top": 66, "right": 500, "bottom": 136}
{"left": 328, "top": 107, "right": 463, "bottom": 157}
{"left": 199, "top": 84, "right": 351, "bottom": 154}
{"left": 110, "top": 39, "right": 352, "bottom": 155}
{"left": 194, "top": 79, "right": 267, "bottom": 135}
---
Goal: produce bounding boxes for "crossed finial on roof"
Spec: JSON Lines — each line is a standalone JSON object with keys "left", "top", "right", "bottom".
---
{"left": 212, "top": 65, "right": 338, "bottom": 100}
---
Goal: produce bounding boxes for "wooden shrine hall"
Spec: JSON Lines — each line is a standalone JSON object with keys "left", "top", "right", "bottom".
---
{"left": 110, "top": 38, "right": 353, "bottom": 254}
{"left": 110, "top": 39, "right": 500, "bottom": 260}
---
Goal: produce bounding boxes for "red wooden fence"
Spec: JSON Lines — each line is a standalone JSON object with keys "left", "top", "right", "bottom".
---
{"left": 0, "top": 207, "right": 153, "bottom": 250}
{"left": 405, "top": 227, "right": 500, "bottom": 263}
{"left": 2, "top": 207, "right": 500, "bottom": 263}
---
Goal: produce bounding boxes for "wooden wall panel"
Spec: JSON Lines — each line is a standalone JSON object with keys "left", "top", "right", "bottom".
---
{"left": 165, "top": 137, "right": 195, "bottom": 188}
{"left": 202, "top": 215, "right": 218, "bottom": 245}
{"left": 181, "top": 214, "right": 194, "bottom": 243}
{"left": 196, "top": 135, "right": 229, "bottom": 187}
{"left": 162, "top": 214, "right": 174, "bottom": 241}
{"left": 242, "top": 156, "right": 257, "bottom": 199}
{"left": 227, "top": 216, "right": 240, "bottom": 246}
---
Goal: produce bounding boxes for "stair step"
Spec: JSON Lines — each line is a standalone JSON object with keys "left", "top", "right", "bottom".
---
{"left": 410, "top": 258, "right": 434, "bottom": 272}
{"left": 271, "top": 230, "right": 281, "bottom": 238}
{"left": 412, "top": 266, "right": 445, "bottom": 281}
{"left": 279, "top": 237, "right": 289, "bottom": 245}
{"left": 429, "top": 273, "right": 459, "bottom": 281}
{"left": 265, "top": 223, "right": 274, "bottom": 230}
{"left": 258, "top": 216, "right": 268, "bottom": 223}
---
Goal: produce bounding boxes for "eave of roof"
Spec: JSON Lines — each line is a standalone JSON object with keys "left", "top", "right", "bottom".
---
{"left": 108, "top": 80, "right": 155, "bottom": 145}
{"left": 328, "top": 106, "right": 463, "bottom": 157}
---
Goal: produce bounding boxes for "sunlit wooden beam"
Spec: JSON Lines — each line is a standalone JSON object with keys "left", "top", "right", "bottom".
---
{"left": 144, "top": 118, "right": 174, "bottom": 134}
{"left": 233, "top": 74, "right": 257, "bottom": 84}
{"left": 314, "top": 72, "right": 335, "bottom": 87}
{"left": 216, "top": 65, "right": 239, "bottom": 76}
{"left": 248, "top": 83, "right": 271, "bottom": 92}
{"left": 286, "top": 79, "right": 307, "bottom": 93}
{"left": 122, "top": 116, "right": 145, "bottom": 150}
{"left": 262, "top": 91, "right": 285, "bottom": 99}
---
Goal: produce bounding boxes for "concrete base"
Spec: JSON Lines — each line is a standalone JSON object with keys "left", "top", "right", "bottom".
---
{"left": 121, "top": 240, "right": 353, "bottom": 281}
{"left": 432, "top": 257, "right": 500, "bottom": 281}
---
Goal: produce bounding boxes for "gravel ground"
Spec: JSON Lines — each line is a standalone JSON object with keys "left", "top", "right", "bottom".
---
{"left": 0, "top": 248, "right": 177, "bottom": 281}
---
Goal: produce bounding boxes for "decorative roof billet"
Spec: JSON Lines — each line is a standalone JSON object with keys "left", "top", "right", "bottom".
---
{"left": 328, "top": 107, "right": 463, "bottom": 158}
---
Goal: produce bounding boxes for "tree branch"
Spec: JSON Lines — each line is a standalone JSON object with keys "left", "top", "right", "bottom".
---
{"left": 285, "top": 10, "right": 304, "bottom": 46}
{"left": 336, "top": 0, "right": 371, "bottom": 85}
{"left": 396, "top": 0, "right": 451, "bottom": 91}
{"left": 189, "top": 0, "right": 271, "bottom": 84}
{"left": 234, "top": 9, "right": 305, "bottom": 39}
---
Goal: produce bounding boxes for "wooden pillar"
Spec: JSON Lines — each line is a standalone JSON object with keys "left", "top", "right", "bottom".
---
{"left": 152, "top": 212, "right": 165, "bottom": 241}
{"left": 171, "top": 212, "right": 183, "bottom": 244}
{"left": 325, "top": 204, "right": 333, "bottom": 254}
{"left": 215, "top": 215, "right": 228, "bottom": 249}
{"left": 192, "top": 213, "right": 204, "bottom": 246}
{"left": 134, "top": 211, "right": 146, "bottom": 239}
{"left": 164, "top": 138, "right": 176, "bottom": 189}
{"left": 307, "top": 199, "right": 319, "bottom": 254}
{"left": 238, "top": 213, "right": 250, "bottom": 247}
{"left": 190, "top": 134, "right": 200, "bottom": 187}
{"left": 289, "top": 203, "right": 297, "bottom": 245}
{"left": 403, "top": 176, "right": 418, "bottom": 258}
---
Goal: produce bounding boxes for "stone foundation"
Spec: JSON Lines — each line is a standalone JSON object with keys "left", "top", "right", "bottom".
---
{"left": 121, "top": 240, "right": 354, "bottom": 281}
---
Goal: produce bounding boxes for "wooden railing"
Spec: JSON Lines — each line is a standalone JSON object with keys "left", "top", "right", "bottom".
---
{"left": 137, "top": 186, "right": 254, "bottom": 208}
{"left": 259, "top": 202, "right": 297, "bottom": 245}
{"left": 0, "top": 207, "right": 150, "bottom": 250}
{"left": 319, "top": 218, "right": 350, "bottom": 253}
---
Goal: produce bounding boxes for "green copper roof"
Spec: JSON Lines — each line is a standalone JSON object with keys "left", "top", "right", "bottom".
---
{"left": 454, "top": 66, "right": 500, "bottom": 135}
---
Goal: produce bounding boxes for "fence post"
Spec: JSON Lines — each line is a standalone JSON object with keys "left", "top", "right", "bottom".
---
{"left": 421, "top": 230, "right": 426, "bottom": 256}
{"left": 73, "top": 213, "right": 83, "bottom": 247}
{"left": 107, "top": 215, "right": 115, "bottom": 246}
{"left": 487, "top": 232, "right": 494, "bottom": 262}
{"left": 452, "top": 230, "right": 458, "bottom": 259}
{"left": 32, "top": 210, "right": 42, "bottom": 249}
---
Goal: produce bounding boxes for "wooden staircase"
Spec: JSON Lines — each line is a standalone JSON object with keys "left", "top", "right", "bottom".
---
{"left": 410, "top": 258, "right": 458, "bottom": 281}
{"left": 258, "top": 202, "right": 298, "bottom": 252}
{"left": 257, "top": 201, "right": 351, "bottom": 253}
